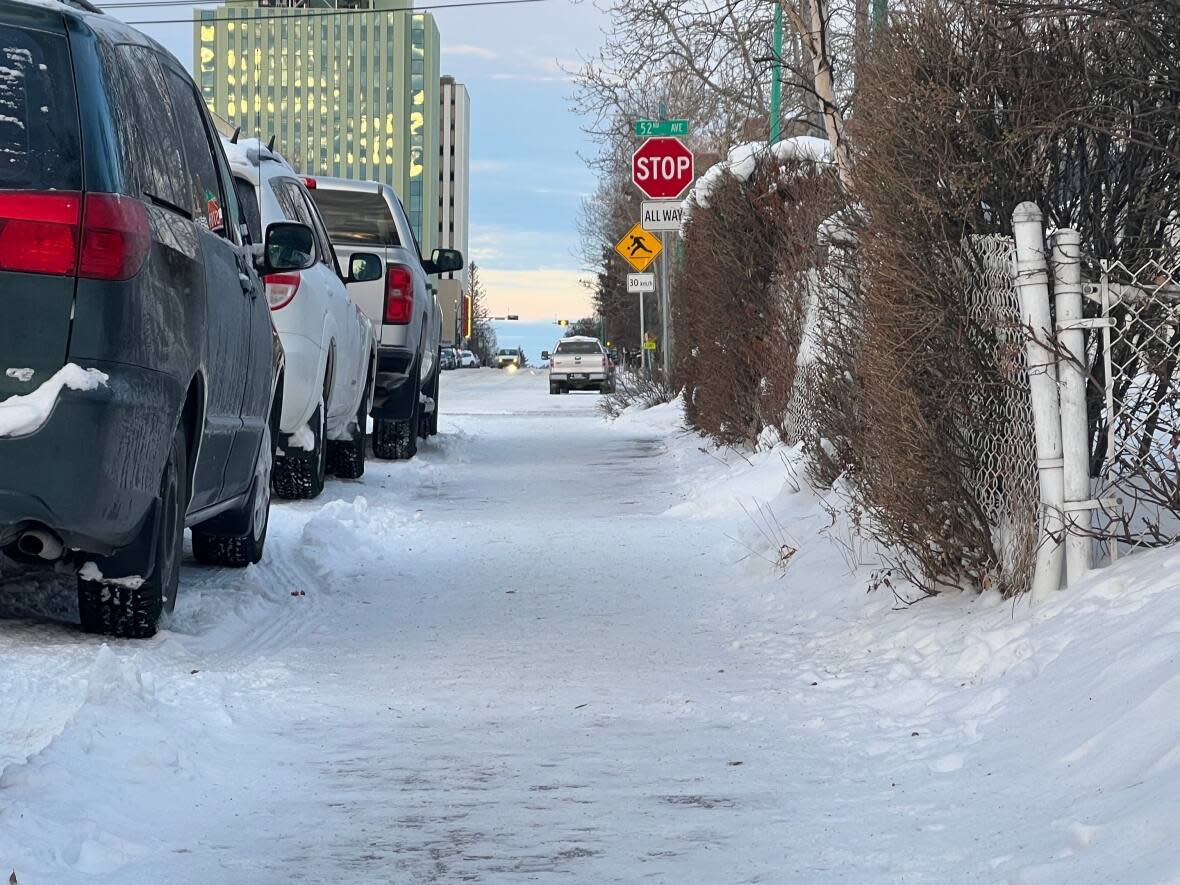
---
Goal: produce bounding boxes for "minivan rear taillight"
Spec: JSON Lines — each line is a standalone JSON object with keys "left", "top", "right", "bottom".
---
{"left": 0, "top": 191, "right": 81, "bottom": 276}
{"left": 0, "top": 191, "right": 150, "bottom": 280}
{"left": 384, "top": 264, "right": 413, "bottom": 324}
{"left": 78, "top": 194, "right": 150, "bottom": 281}
{"left": 265, "top": 273, "right": 301, "bottom": 310}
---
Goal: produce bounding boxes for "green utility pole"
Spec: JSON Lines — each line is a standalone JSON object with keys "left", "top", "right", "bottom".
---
{"left": 872, "top": 0, "right": 887, "bottom": 29}
{"left": 770, "top": 0, "right": 783, "bottom": 144}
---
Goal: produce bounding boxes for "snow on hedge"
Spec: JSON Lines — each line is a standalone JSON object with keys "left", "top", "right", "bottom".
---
{"left": 681, "top": 135, "right": 834, "bottom": 228}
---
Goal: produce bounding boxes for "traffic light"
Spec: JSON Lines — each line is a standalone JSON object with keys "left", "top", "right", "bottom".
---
{"left": 557, "top": 319, "right": 569, "bottom": 327}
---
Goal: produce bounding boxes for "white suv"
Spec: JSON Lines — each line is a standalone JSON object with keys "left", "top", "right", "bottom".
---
{"left": 224, "top": 138, "right": 378, "bottom": 498}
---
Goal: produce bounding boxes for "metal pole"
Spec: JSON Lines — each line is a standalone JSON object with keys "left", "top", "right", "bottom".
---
{"left": 770, "top": 0, "right": 782, "bottom": 144}
{"left": 638, "top": 287, "right": 648, "bottom": 378}
{"left": 1051, "top": 229, "right": 1094, "bottom": 583}
{"left": 872, "top": 0, "right": 887, "bottom": 29}
{"left": 659, "top": 233, "right": 672, "bottom": 380}
{"left": 1013, "top": 202, "right": 1066, "bottom": 601}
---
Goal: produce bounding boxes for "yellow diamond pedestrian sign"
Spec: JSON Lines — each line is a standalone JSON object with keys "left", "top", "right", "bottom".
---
{"left": 615, "top": 223, "right": 662, "bottom": 273}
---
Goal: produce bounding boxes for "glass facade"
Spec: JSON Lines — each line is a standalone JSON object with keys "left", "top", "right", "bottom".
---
{"left": 194, "top": 0, "right": 441, "bottom": 253}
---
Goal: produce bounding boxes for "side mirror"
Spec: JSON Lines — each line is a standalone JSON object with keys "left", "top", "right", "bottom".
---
{"left": 541, "top": 351, "right": 550, "bottom": 360}
{"left": 346, "top": 252, "right": 384, "bottom": 284}
{"left": 423, "top": 247, "right": 464, "bottom": 276}
{"left": 260, "top": 222, "right": 316, "bottom": 274}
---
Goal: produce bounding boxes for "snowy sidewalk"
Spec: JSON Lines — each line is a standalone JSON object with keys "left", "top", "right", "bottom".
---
{"left": 0, "top": 368, "right": 1178, "bottom": 883}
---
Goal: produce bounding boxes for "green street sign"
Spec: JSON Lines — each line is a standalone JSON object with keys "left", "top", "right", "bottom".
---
{"left": 634, "top": 119, "right": 690, "bottom": 137}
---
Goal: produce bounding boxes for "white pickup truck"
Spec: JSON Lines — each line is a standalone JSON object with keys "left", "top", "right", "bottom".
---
{"left": 543, "top": 336, "right": 615, "bottom": 395}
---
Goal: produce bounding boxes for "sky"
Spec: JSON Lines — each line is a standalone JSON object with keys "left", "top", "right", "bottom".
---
{"left": 108, "top": 0, "right": 607, "bottom": 321}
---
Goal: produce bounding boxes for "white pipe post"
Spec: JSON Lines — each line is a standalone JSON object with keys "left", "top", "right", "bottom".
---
{"left": 1013, "top": 202, "right": 1066, "bottom": 601}
{"left": 1051, "top": 229, "right": 1094, "bottom": 583}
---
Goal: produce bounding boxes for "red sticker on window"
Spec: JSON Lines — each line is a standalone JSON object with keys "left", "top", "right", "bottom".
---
{"left": 207, "top": 198, "right": 223, "bottom": 231}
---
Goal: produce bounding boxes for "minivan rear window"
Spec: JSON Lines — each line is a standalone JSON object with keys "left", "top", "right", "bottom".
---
{"left": 309, "top": 188, "right": 400, "bottom": 246}
{"left": 555, "top": 341, "right": 602, "bottom": 355}
{"left": 0, "top": 25, "right": 81, "bottom": 191}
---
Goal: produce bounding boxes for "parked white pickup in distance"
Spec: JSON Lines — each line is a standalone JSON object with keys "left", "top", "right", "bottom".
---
{"left": 544, "top": 337, "right": 615, "bottom": 395}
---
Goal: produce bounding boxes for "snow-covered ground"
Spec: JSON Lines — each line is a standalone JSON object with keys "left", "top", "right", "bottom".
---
{"left": 0, "top": 368, "right": 1178, "bottom": 883}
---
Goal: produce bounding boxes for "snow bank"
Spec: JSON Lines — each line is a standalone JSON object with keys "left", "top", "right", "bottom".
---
{"left": 0, "top": 364, "right": 107, "bottom": 438}
{"left": 638, "top": 399, "right": 1180, "bottom": 881}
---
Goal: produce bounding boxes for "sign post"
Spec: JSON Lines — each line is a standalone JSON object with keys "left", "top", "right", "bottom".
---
{"left": 658, "top": 232, "right": 672, "bottom": 378}
{"left": 632, "top": 136, "right": 693, "bottom": 382}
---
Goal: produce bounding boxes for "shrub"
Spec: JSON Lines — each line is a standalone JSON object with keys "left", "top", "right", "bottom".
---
{"left": 676, "top": 151, "right": 840, "bottom": 447}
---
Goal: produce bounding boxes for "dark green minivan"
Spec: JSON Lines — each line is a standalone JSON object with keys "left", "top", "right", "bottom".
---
{"left": 0, "top": 0, "right": 315, "bottom": 637}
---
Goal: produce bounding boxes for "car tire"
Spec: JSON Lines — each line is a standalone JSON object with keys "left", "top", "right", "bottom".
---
{"left": 272, "top": 395, "right": 327, "bottom": 500}
{"left": 373, "top": 411, "right": 418, "bottom": 460}
{"left": 78, "top": 425, "right": 186, "bottom": 639}
{"left": 550, "top": 382, "right": 559, "bottom": 395}
{"left": 192, "top": 419, "right": 273, "bottom": 567}
{"left": 328, "top": 386, "right": 368, "bottom": 480}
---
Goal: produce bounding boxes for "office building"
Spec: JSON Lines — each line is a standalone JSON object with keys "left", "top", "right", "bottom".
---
{"left": 437, "top": 75, "right": 470, "bottom": 341}
{"left": 194, "top": 0, "right": 441, "bottom": 253}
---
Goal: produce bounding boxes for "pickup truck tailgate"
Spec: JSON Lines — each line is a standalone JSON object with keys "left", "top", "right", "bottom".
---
{"left": 552, "top": 353, "right": 608, "bottom": 374}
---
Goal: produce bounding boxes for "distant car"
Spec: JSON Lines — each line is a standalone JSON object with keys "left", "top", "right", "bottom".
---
{"left": 439, "top": 347, "right": 457, "bottom": 371}
{"left": 307, "top": 177, "right": 462, "bottom": 460}
{"left": 545, "top": 337, "right": 615, "bottom": 394}
{"left": 496, "top": 348, "right": 524, "bottom": 369}
{"left": 225, "top": 138, "right": 379, "bottom": 496}
{"left": 459, "top": 350, "right": 479, "bottom": 368}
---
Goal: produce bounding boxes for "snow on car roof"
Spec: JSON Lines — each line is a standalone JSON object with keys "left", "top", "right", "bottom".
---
{"left": 220, "top": 136, "right": 291, "bottom": 172}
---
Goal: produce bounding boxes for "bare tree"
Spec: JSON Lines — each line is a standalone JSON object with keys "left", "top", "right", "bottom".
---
{"left": 466, "top": 262, "right": 498, "bottom": 364}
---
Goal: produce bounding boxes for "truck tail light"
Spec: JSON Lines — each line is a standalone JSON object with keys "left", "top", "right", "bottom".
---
{"left": 384, "top": 264, "right": 413, "bottom": 324}
{"left": 265, "top": 272, "right": 301, "bottom": 310}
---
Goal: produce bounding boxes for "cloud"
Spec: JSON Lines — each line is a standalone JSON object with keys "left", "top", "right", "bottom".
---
{"left": 470, "top": 159, "right": 511, "bottom": 174}
{"left": 468, "top": 225, "right": 578, "bottom": 268}
{"left": 479, "top": 268, "right": 595, "bottom": 321}
{"left": 489, "top": 72, "right": 566, "bottom": 83}
{"left": 443, "top": 43, "right": 498, "bottom": 60}
{"left": 530, "top": 186, "right": 589, "bottom": 199}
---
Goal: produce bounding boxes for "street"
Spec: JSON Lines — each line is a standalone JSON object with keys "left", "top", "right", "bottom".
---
{"left": 1, "top": 369, "right": 1177, "bottom": 883}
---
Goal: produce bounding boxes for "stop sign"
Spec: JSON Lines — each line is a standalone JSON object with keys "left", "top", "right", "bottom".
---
{"left": 632, "top": 137, "right": 694, "bottom": 200}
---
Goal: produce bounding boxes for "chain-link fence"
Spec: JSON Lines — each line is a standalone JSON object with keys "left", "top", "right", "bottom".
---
{"left": 957, "top": 236, "right": 1042, "bottom": 596}
{"left": 1086, "top": 259, "right": 1180, "bottom": 553}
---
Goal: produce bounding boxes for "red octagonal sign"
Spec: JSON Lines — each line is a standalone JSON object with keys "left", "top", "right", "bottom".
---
{"left": 632, "top": 137, "right": 694, "bottom": 200}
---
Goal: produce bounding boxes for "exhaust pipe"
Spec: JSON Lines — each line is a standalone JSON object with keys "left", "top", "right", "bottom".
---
{"left": 16, "top": 529, "right": 64, "bottom": 561}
